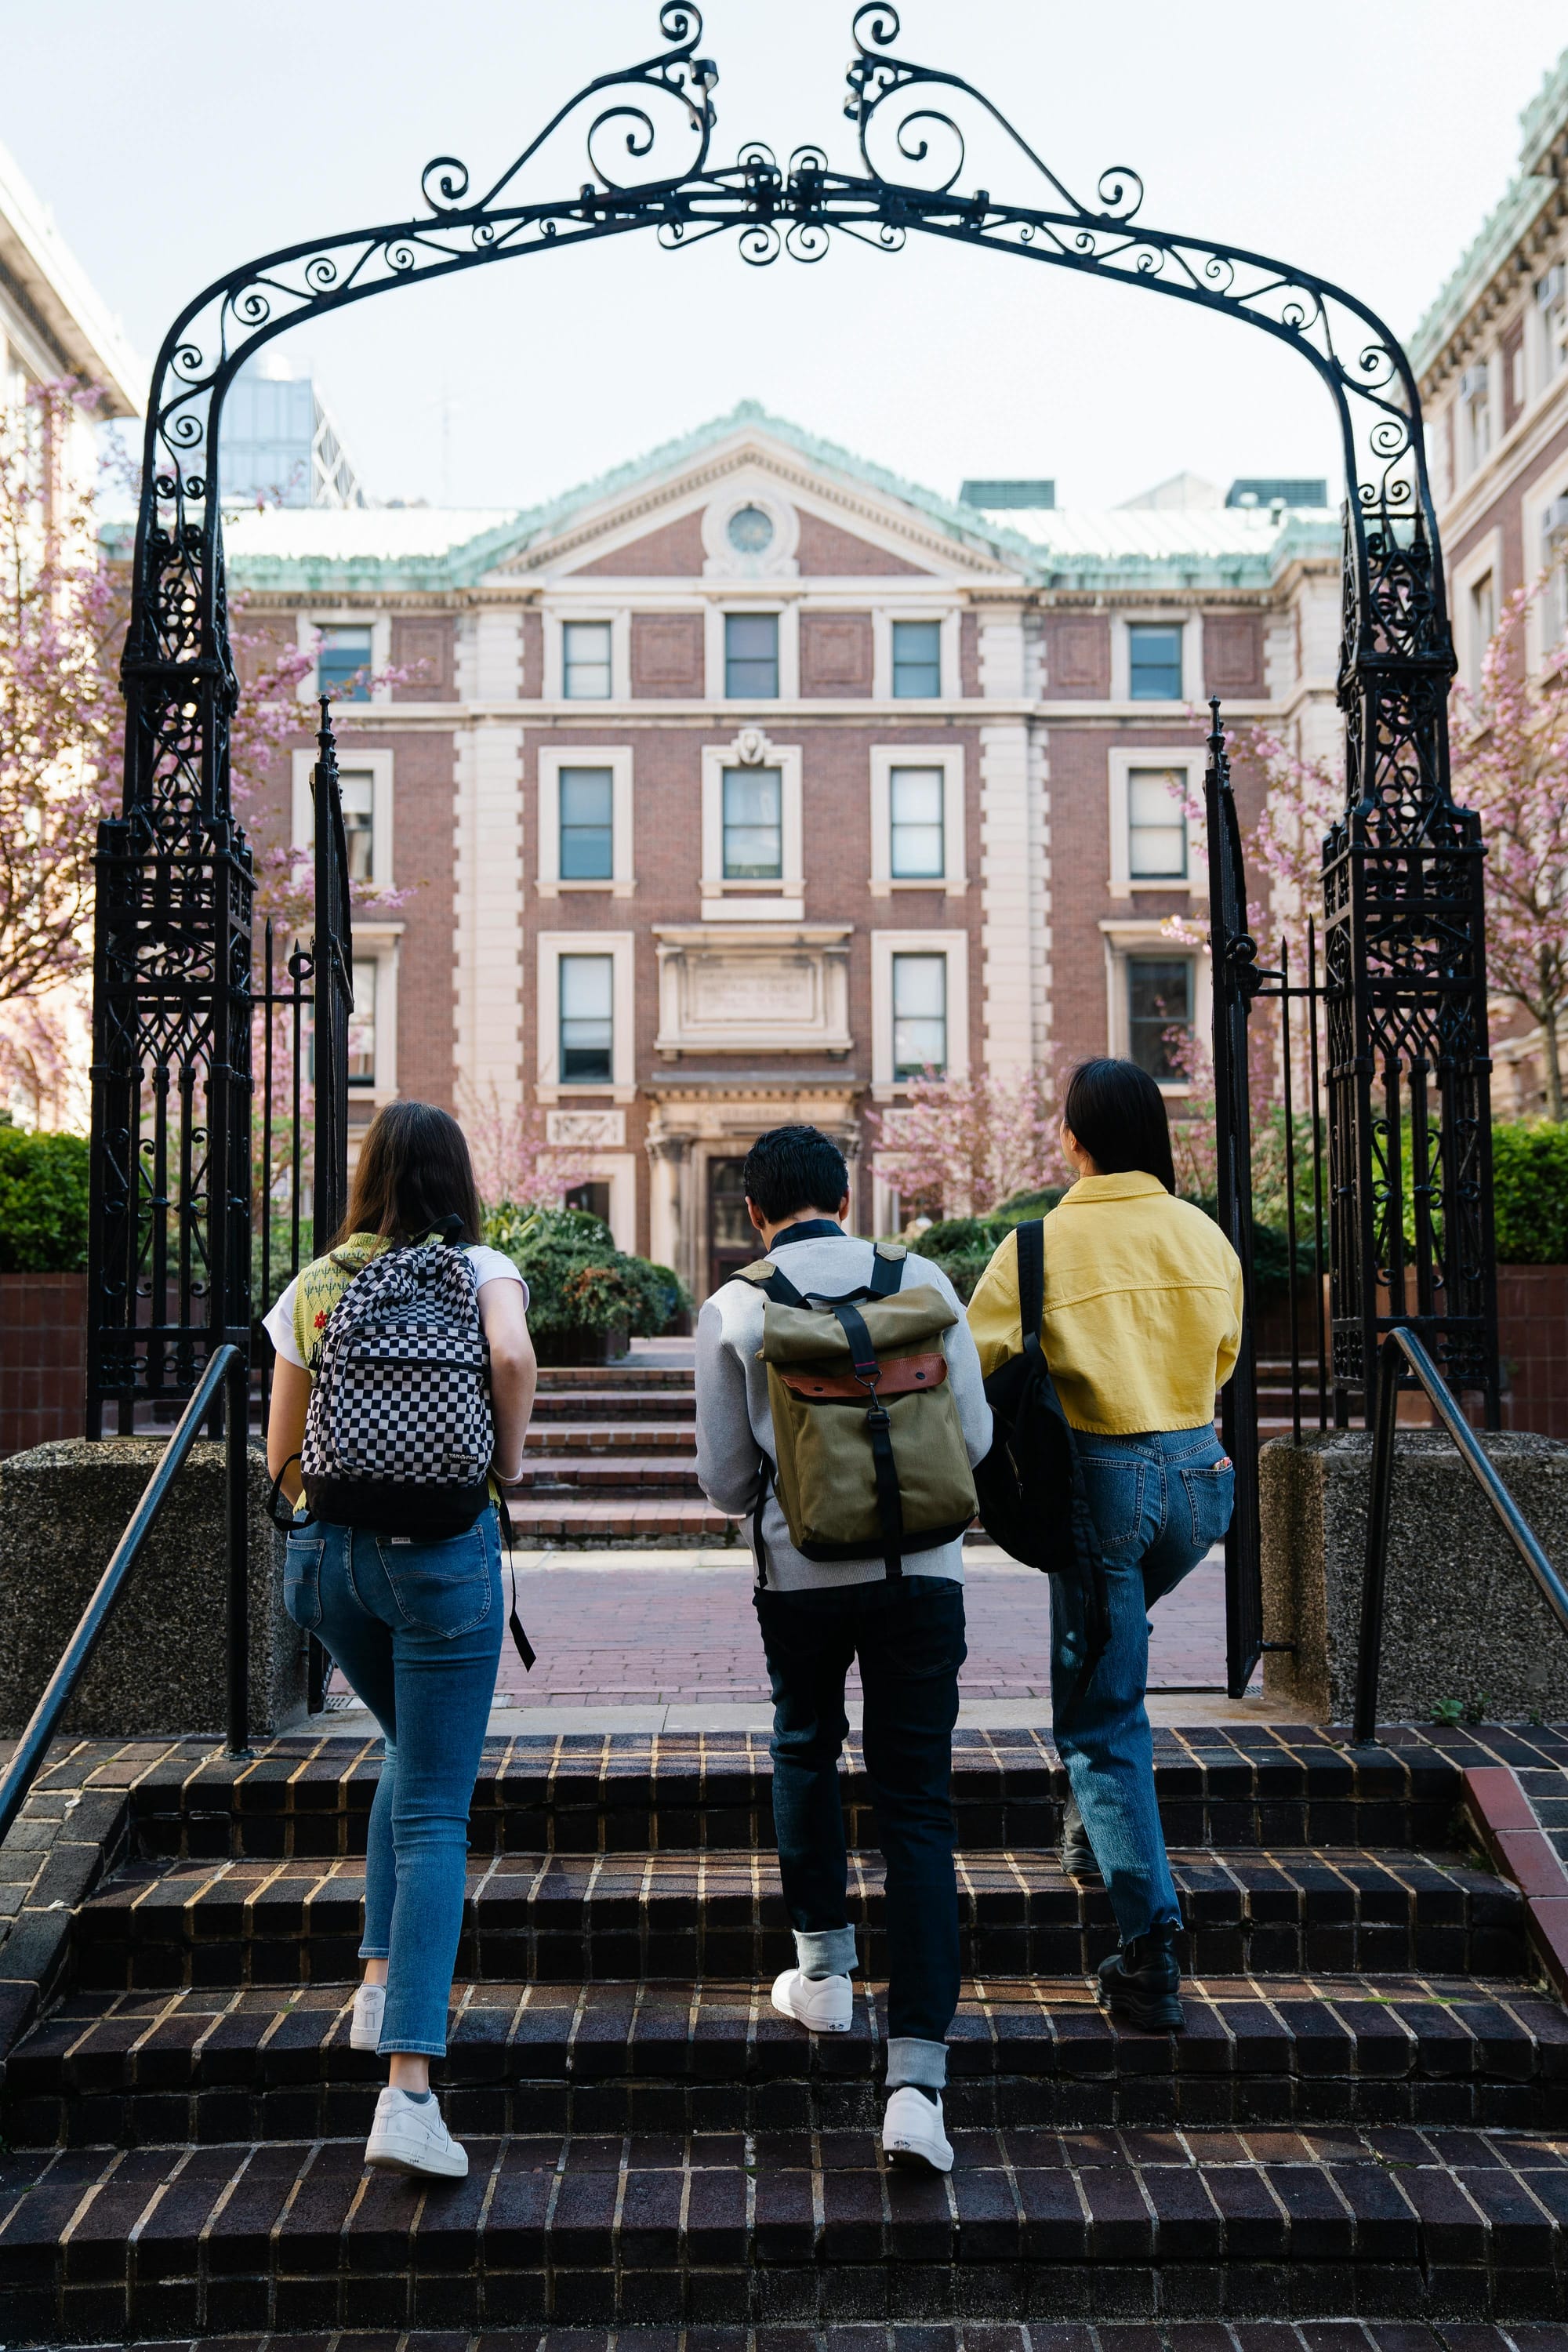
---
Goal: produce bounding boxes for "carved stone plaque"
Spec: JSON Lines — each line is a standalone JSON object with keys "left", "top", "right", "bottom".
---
{"left": 546, "top": 1109, "right": 626, "bottom": 1148}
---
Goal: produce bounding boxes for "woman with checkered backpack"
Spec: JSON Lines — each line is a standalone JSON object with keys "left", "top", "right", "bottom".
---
{"left": 265, "top": 1100, "right": 536, "bottom": 2182}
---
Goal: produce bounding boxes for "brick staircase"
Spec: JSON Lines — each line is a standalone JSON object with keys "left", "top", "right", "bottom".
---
{"left": 503, "top": 1359, "right": 739, "bottom": 1546}
{"left": 2, "top": 1726, "right": 1566, "bottom": 2341}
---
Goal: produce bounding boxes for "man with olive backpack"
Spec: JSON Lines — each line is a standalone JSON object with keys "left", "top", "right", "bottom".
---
{"left": 695, "top": 1126, "right": 992, "bottom": 2176}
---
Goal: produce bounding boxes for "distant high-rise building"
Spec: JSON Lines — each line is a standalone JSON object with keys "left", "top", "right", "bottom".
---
{"left": 224, "top": 356, "right": 369, "bottom": 510}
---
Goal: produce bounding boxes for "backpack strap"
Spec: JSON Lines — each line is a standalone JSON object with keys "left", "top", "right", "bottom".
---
{"left": 735, "top": 1256, "right": 806, "bottom": 1308}
{"left": 1015, "top": 1219, "right": 1046, "bottom": 1356}
{"left": 829, "top": 1299, "right": 904, "bottom": 1583}
{"left": 869, "top": 1241, "right": 906, "bottom": 1298}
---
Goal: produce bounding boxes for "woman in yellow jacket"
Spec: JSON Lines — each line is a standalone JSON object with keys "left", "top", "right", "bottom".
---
{"left": 967, "top": 1058, "right": 1243, "bottom": 2032}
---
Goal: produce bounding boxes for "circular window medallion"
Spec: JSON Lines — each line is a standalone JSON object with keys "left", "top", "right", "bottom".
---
{"left": 727, "top": 503, "right": 775, "bottom": 554}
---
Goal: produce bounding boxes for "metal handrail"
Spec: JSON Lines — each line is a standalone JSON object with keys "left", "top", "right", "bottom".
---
{"left": 0, "top": 1346, "right": 250, "bottom": 1849}
{"left": 1355, "top": 1327, "right": 1568, "bottom": 1744}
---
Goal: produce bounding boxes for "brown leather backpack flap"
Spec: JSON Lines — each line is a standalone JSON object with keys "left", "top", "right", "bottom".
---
{"left": 776, "top": 1352, "right": 949, "bottom": 1402}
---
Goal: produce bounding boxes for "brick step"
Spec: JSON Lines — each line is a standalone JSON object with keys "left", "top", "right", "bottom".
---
{"left": 499, "top": 1498, "right": 740, "bottom": 1543}
{"left": 524, "top": 1423, "right": 697, "bottom": 1455}
{"left": 3, "top": 2122, "right": 1565, "bottom": 2339}
{"left": 535, "top": 1364, "right": 695, "bottom": 1390}
{"left": 530, "top": 1390, "right": 695, "bottom": 1423}
{"left": 9, "top": 1974, "right": 1565, "bottom": 2153}
{"left": 114, "top": 1731, "right": 1469, "bottom": 1863}
{"left": 510, "top": 1458, "right": 709, "bottom": 1492}
{"left": 70, "top": 1849, "right": 1528, "bottom": 1994}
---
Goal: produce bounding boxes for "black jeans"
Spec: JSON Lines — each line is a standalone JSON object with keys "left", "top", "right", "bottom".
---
{"left": 753, "top": 1574, "right": 967, "bottom": 2053}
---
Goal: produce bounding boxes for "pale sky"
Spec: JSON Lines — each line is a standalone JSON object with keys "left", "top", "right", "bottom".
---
{"left": 5, "top": 0, "right": 1565, "bottom": 513}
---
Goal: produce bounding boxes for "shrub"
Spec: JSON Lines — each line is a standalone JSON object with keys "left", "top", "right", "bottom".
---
{"left": 0, "top": 1124, "right": 90, "bottom": 1272}
{"left": 482, "top": 1200, "right": 693, "bottom": 1336}
{"left": 910, "top": 1214, "right": 1013, "bottom": 1304}
{"left": 1491, "top": 1121, "right": 1568, "bottom": 1265}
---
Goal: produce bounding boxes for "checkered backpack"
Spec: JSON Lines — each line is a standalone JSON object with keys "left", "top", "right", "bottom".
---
{"left": 298, "top": 1235, "right": 495, "bottom": 1538}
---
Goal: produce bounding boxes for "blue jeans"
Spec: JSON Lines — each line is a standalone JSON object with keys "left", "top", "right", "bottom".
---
{"left": 1051, "top": 1427, "right": 1234, "bottom": 1945}
{"left": 282, "top": 1510, "right": 503, "bottom": 2056}
{"left": 754, "top": 1575, "right": 966, "bottom": 2089}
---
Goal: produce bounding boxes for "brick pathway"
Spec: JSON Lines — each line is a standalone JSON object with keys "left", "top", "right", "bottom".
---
{"left": 474, "top": 1548, "right": 1230, "bottom": 1707}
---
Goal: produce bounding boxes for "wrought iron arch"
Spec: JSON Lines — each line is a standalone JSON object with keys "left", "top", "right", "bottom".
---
{"left": 93, "top": 5, "right": 1497, "bottom": 1613}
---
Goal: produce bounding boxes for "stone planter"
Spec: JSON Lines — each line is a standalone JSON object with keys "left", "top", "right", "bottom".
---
{"left": 0, "top": 1272, "right": 86, "bottom": 1458}
{"left": 1259, "top": 1428, "right": 1568, "bottom": 1722}
{"left": 531, "top": 1324, "right": 630, "bottom": 1367}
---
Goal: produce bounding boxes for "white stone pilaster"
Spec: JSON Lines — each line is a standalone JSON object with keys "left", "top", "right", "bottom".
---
{"left": 453, "top": 722, "right": 525, "bottom": 1113}
{"left": 977, "top": 610, "right": 1048, "bottom": 1079}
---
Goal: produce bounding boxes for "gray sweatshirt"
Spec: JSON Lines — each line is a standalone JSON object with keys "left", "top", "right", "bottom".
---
{"left": 694, "top": 1229, "right": 993, "bottom": 1591}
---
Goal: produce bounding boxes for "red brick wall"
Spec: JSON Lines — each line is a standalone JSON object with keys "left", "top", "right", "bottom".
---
{"left": 794, "top": 512, "right": 927, "bottom": 576}
{"left": 0, "top": 1274, "right": 85, "bottom": 1457}
{"left": 1501, "top": 320, "right": 1525, "bottom": 436}
{"left": 800, "top": 612, "right": 873, "bottom": 695}
{"left": 520, "top": 610, "right": 543, "bottom": 699}
{"left": 391, "top": 617, "right": 456, "bottom": 702}
{"left": 1499, "top": 1264, "right": 1568, "bottom": 1440}
{"left": 574, "top": 514, "right": 706, "bottom": 575}
{"left": 630, "top": 612, "right": 705, "bottom": 697}
{"left": 960, "top": 612, "right": 981, "bottom": 698}
{"left": 1203, "top": 613, "right": 1265, "bottom": 699}
{"left": 1043, "top": 615, "right": 1110, "bottom": 699}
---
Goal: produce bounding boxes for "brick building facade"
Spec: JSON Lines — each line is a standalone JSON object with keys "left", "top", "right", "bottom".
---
{"left": 1412, "top": 43, "right": 1568, "bottom": 1114}
{"left": 227, "top": 404, "right": 1338, "bottom": 1294}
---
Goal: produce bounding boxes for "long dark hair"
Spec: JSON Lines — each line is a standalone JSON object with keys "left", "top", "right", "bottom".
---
{"left": 334, "top": 1100, "right": 484, "bottom": 1248}
{"left": 1062, "top": 1058, "right": 1177, "bottom": 1194}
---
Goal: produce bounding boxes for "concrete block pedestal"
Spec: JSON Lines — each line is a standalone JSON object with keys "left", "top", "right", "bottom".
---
{"left": 0, "top": 1438, "right": 302, "bottom": 1738}
{"left": 1260, "top": 1428, "right": 1568, "bottom": 1722}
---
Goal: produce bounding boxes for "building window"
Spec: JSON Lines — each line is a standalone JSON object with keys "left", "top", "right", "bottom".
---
{"left": 725, "top": 612, "right": 779, "bottom": 699}
{"left": 721, "top": 766, "right": 783, "bottom": 879}
{"left": 1461, "top": 364, "right": 1490, "bottom": 472}
{"left": 338, "top": 771, "right": 375, "bottom": 884}
{"left": 728, "top": 504, "right": 774, "bottom": 554}
{"left": 317, "top": 626, "right": 372, "bottom": 702}
{"left": 559, "top": 767, "right": 615, "bottom": 880}
{"left": 1127, "top": 767, "right": 1188, "bottom": 880}
{"left": 347, "top": 960, "right": 378, "bottom": 1086}
{"left": 1127, "top": 957, "right": 1193, "bottom": 1080}
{"left": 892, "top": 953, "right": 947, "bottom": 1076}
{"left": 1127, "top": 623, "right": 1183, "bottom": 700}
{"left": 1469, "top": 572, "right": 1497, "bottom": 687}
{"left": 559, "top": 954, "right": 614, "bottom": 1083}
{"left": 563, "top": 620, "right": 612, "bottom": 699}
{"left": 1538, "top": 267, "right": 1568, "bottom": 388}
{"left": 566, "top": 1180, "right": 612, "bottom": 1224}
{"left": 889, "top": 767, "right": 945, "bottom": 879}
{"left": 891, "top": 619, "right": 942, "bottom": 698}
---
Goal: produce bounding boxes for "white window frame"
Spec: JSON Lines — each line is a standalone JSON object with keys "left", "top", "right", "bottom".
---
{"left": 1453, "top": 531, "right": 1504, "bottom": 698}
{"left": 700, "top": 730, "right": 804, "bottom": 918}
{"left": 535, "top": 931, "right": 636, "bottom": 1103}
{"left": 296, "top": 612, "right": 393, "bottom": 707}
{"left": 536, "top": 746, "right": 634, "bottom": 897}
{"left": 705, "top": 601, "right": 800, "bottom": 703}
{"left": 543, "top": 608, "right": 630, "bottom": 702}
{"left": 292, "top": 746, "right": 395, "bottom": 888}
{"left": 869, "top": 744, "right": 967, "bottom": 896}
{"left": 1520, "top": 464, "right": 1568, "bottom": 673}
{"left": 343, "top": 924, "right": 403, "bottom": 1105}
{"left": 873, "top": 608, "right": 959, "bottom": 701}
{"left": 1106, "top": 747, "right": 1203, "bottom": 897}
{"left": 1098, "top": 919, "right": 1210, "bottom": 1097}
{"left": 870, "top": 930, "right": 971, "bottom": 1098}
{"left": 1112, "top": 613, "right": 1203, "bottom": 706}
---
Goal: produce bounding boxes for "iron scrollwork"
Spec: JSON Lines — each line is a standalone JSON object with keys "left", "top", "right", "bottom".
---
{"left": 92, "top": 0, "right": 1497, "bottom": 1464}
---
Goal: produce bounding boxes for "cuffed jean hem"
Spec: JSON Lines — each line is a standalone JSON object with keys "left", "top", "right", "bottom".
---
{"left": 796, "top": 1926, "right": 857, "bottom": 1976}
{"left": 376, "top": 2036, "right": 447, "bottom": 2059}
{"left": 887, "top": 2035, "right": 947, "bottom": 2090}
{"left": 358, "top": 1944, "right": 390, "bottom": 1962}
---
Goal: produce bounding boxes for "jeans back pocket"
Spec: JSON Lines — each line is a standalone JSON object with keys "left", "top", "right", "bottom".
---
{"left": 1179, "top": 1457, "right": 1236, "bottom": 1552}
{"left": 1076, "top": 1453, "right": 1146, "bottom": 1552}
{"left": 376, "top": 1524, "right": 494, "bottom": 1639}
{"left": 282, "top": 1534, "right": 325, "bottom": 1631}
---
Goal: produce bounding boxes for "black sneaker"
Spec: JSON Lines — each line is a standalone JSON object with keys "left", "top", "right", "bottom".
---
{"left": 1059, "top": 1791, "right": 1100, "bottom": 1879}
{"left": 1096, "top": 1922, "right": 1185, "bottom": 2032}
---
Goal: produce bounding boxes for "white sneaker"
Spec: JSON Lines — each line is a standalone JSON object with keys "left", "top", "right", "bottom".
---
{"left": 770, "top": 1965, "right": 853, "bottom": 2033}
{"left": 350, "top": 1982, "right": 385, "bottom": 2053}
{"left": 364, "top": 2085, "right": 468, "bottom": 2179}
{"left": 883, "top": 2085, "right": 953, "bottom": 2175}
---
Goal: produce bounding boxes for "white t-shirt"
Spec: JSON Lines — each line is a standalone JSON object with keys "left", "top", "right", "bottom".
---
{"left": 262, "top": 1243, "right": 528, "bottom": 1370}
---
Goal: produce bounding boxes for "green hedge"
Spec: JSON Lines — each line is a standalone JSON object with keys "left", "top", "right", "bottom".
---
{"left": 483, "top": 1203, "right": 691, "bottom": 1337}
{"left": 1492, "top": 1122, "right": 1568, "bottom": 1265}
{"left": 0, "top": 1125, "right": 90, "bottom": 1272}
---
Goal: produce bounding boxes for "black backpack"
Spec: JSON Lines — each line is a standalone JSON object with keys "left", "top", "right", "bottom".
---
{"left": 974, "top": 1219, "right": 1111, "bottom": 1697}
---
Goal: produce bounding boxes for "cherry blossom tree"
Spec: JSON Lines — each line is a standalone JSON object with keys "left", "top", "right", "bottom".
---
{"left": 867, "top": 1066, "right": 1066, "bottom": 1221}
{"left": 1450, "top": 580, "right": 1568, "bottom": 1118}
{"left": 459, "top": 1083, "right": 598, "bottom": 1213}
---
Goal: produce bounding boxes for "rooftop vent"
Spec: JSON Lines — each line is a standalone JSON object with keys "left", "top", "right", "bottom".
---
{"left": 1225, "top": 477, "right": 1329, "bottom": 510}
{"left": 959, "top": 478, "right": 1055, "bottom": 510}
